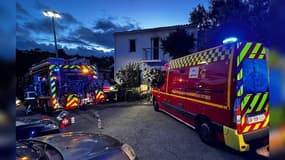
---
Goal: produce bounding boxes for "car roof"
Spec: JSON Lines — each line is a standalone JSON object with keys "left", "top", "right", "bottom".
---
{"left": 32, "top": 132, "right": 122, "bottom": 159}
{"left": 16, "top": 121, "right": 27, "bottom": 127}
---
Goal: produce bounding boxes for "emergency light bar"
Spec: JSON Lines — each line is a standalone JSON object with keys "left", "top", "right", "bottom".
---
{"left": 222, "top": 37, "right": 238, "bottom": 44}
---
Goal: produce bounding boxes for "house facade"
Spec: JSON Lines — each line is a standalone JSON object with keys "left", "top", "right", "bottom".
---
{"left": 113, "top": 24, "right": 198, "bottom": 83}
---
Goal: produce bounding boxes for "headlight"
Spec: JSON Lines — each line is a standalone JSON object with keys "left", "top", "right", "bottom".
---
{"left": 121, "top": 144, "right": 136, "bottom": 160}
{"left": 43, "top": 120, "right": 59, "bottom": 129}
{"left": 46, "top": 123, "right": 58, "bottom": 129}
{"left": 56, "top": 116, "right": 62, "bottom": 121}
{"left": 110, "top": 86, "right": 118, "bottom": 91}
{"left": 16, "top": 100, "right": 21, "bottom": 106}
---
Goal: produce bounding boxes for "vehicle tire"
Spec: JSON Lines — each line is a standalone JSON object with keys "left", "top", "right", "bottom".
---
{"left": 152, "top": 97, "right": 159, "bottom": 112}
{"left": 196, "top": 118, "right": 216, "bottom": 145}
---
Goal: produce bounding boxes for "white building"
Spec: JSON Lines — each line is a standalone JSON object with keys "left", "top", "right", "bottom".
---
{"left": 113, "top": 24, "right": 198, "bottom": 82}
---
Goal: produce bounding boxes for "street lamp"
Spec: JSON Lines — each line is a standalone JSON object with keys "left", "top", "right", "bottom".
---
{"left": 43, "top": 10, "right": 62, "bottom": 97}
{"left": 43, "top": 10, "right": 61, "bottom": 58}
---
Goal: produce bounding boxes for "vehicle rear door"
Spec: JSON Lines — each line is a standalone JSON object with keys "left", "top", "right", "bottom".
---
{"left": 234, "top": 42, "right": 269, "bottom": 134}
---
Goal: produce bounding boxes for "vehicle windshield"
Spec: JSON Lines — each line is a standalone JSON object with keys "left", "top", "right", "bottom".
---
{"left": 242, "top": 59, "right": 269, "bottom": 94}
{"left": 16, "top": 140, "right": 63, "bottom": 160}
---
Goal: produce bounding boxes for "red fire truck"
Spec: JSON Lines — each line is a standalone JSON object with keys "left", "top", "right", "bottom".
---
{"left": 28, "top": 58, "right": 104, "bottom": 112}
{"left": 152, "top": 41, "right": 269, "bottom": 152}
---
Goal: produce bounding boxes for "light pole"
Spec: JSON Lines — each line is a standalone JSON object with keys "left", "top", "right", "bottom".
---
{"left": 43, "top": 10, "right": 62, "bottom": 100}
{"left": 43, "top": 10, "right": 61, "bottom": 58}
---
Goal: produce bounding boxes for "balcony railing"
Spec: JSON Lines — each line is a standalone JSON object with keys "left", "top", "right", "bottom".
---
{"left": 142, "top": 47, "right": 160, "bottom": 60}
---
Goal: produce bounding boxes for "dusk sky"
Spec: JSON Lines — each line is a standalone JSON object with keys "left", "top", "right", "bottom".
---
{"left": 16, "top": 0, "right": 209, "bottom": 57}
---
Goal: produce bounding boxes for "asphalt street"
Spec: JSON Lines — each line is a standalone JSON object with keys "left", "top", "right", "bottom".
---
{"left": 17, "top": 101, "right": 267, "bottom": 160}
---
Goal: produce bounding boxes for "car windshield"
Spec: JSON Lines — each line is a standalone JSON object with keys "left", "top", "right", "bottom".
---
{"left": 16, "top": 140, "right": 63, "bottom": 160}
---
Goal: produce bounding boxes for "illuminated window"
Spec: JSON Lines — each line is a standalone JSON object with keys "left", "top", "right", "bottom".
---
{"left": 129, "top": 39, "right": 136, "bottom": 52}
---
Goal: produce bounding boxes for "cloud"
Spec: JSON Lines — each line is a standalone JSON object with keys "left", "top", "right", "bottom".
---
{"left": 59, "top": 37, "right": 90, "bottom": 46}
{"left": 34, "top": 0, "right": 49, "bottom": 10}
{"left": 64, "top": 46, "right": 113, "bottom": 57}
{"left": 16, "top": 33, "right": 112, "bottom": 57}
{"left": 16, "top": 9, "right": 139, "bottom": 57}
{"left": 23, "top": 18, "right": 65, "bottom": 34}
{"left": 72, "top": 26, "right": 113, "bottom": 48}
{"left": 93, "top": 17, "right": 140, "bottom": 32}
{"left": 16, "top": 33, "right": 50, "bottom": 50}
{"left": 94, "top": 18, "right": 117, "bottom": 31}
{"left": 16, "top": 2, "right": 30, "bottom": 18}
{"left": 71, "top": 17, "right": 140, "bottom": 48}
{"left": 61, "top": 13, "right": 80, "bottom": 25}
{"left": 16, "top": 23, "right": 30, "bottom": 37}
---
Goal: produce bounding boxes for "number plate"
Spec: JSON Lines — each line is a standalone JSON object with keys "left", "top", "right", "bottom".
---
{"left": 247, "top": 114, "right": 265, "bottom": 124}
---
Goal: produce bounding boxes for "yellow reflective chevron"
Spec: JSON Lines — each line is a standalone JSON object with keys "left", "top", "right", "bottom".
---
{"left": 252, "top": 43, "right": 261, "bottom": 53}
{"left": 51, "top": 87, "right": 56, "bottom": 93}
{"left": 246, "top": 93, "right": 261, "bottom": 113}
{"left": 253, "top": 123, "right": 261, "bottom": 130}
{"left": 256, "top": 93, "right": 268, "bottom": 112}
{"left": 237, "top": 86, "right": 243, "bottom": 97}
{"left": 49, "top": 64, "right": 55, "bottom": 70}
{"left": 237, "top": 68, "right": 243, "bottom": 81}
{"left": 262, "top": 48, "right": 266, "bottom": 54}
{"left": 237, "top": 42, "right": 252, "bottom": 66}
{"left": 243, "top": 126, "right": 251, "bottom": 133}
{"left": 262, "top": 114, "right": 269, "bottom": 127}
{"left": 241, "top": 95, "right": 250, "bottom": 110}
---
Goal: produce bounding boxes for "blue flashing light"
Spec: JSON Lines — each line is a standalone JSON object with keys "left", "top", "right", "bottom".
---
{"left": 29, "top": 130, "right": 36, "bottom": 139}
{"left": 54, "top": 68, "right": 60, "bottom": 72}
{"left": 222, "top": 37, "right": 238, "bottom": 44}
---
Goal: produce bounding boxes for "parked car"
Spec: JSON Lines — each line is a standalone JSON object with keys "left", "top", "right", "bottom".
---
{"left": 16, "top": 97, "right": 22, "bottom": 108}
{"left": 22, "top": 90, "right": 38, "bottom": 114}
{"left": 101, "top": 79, "right": 119, "bottom": 102}
{"left": 16, "top": 118, "right": 60, "bottom": 140}
{"left": 16, "top": 132, "right": 137, "bottom": 160}
{"left": 16, "top": 97, "right": 27, "bottom": 116}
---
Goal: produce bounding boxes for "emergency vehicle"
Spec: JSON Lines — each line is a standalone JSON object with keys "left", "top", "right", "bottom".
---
{"left": 28, "top": 58, "right": 104, "bottom": 112}
{"left": 152, "top": 41, "right": 269, "bottom": 152}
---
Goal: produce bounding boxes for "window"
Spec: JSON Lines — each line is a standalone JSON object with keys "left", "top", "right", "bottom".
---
{"left": 242, "top": 59, "right": 268, "bottom": 94}
{"left": 152, "top": 37, "right": 159, "bottom": 59}
{"left": 129, "top": 39, "right": 136, "bottom": 52}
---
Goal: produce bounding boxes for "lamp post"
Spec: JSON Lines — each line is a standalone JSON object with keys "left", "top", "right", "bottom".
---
{"left": 43, "top": 10, "right": 62, "bottom": 99}
{"left": 43, "top": 10, "right": 61, "bottom": 58}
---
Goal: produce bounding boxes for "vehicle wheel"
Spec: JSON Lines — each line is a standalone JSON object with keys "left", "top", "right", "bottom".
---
{"left": 196, "top": 119, "right": 216, "bottom": 145}
{"left": 152, "top": 97, "right": 159, "bottom": 112}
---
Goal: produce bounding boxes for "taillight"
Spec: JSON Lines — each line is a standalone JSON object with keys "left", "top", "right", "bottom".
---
{"left": 233, "top": 106, "right": 243, "bottom": 133}
{"left": 233, "top": 106, "right": 241, "bottom": 124}
{"left": 103, "top": 86, "right": 110, "bottom": 92}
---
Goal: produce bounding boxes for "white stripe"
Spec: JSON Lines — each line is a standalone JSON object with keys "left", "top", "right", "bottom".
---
{"left": 160, "top": 108, "right": 196, "bottom": 129}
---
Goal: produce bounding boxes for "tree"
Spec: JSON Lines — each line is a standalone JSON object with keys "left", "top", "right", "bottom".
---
{"left": 189, "top": 0, "right": 270, "bottom": 49}
{"left": 161, "top": 28, "right": 195, "bottom": 59}
{"left": 116, "top": 62, "right": 141, "bottom": 88}
{"left": 189, "top": 4, "right": 210, "bottom": 30}
{"left": 142, "top": 67, "right": 161, "bottom": 86}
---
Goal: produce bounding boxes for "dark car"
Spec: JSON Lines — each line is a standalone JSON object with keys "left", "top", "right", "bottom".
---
{"left": 101, "top": 79, "right": 119, "bottom": 102}
{"left": 16, "top": 118, "right": 60, "bottom": 140}
{"left": 16, "top": 132, "right": 137, "bottom": 160}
